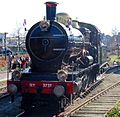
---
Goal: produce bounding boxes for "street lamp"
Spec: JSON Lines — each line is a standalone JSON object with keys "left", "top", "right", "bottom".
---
{"left": 4, "top": 32, "right": 8, "bottom": 60}
{"left": 0, "top": 32, "right": 8, "bottom": 59}
{"left": 118, "top": 45, "right": 120, "bottom": 58}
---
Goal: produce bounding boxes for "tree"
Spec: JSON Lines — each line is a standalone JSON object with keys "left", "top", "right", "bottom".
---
{"left": 111, "top": 27, "right": 120, "bottom": 55}
{"left": 111, "top": 27, "right": 118, "bottom": 36}
{"left": 12, "top": 22, "right": 27, "bottom": 54}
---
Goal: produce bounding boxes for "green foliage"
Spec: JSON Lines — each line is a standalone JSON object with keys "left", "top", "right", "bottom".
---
{"left": 0, "top": 66, "right": 7, "bottom": 72}
{"left": 106, "top": 101, "right": 120, "bottom": 117}
{"left": 110, "top": 55, "right": 120, "bottom": 62}
{"left": 108, "top": 55, "right": 120, "bottom": 66}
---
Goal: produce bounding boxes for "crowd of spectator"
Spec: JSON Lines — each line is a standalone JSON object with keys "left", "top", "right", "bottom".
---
{"left": 8, "top": 53, "right": 31, "bottom": 71}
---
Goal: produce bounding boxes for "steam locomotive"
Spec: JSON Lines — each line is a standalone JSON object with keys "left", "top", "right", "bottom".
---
{"left": 7, "top": 1, "right": 107, "bottom": 114}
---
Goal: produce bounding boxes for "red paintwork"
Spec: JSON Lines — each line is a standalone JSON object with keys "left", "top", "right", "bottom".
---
{"left": 7, "top": 80, "right": 74, "bottom": 95}
{"left": 46, "top": 3, "right": 57, "bottom": 7}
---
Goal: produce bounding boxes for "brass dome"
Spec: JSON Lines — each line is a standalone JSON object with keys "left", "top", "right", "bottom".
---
{"left": 56, "top": 12, "right": 71, "bottom": 26}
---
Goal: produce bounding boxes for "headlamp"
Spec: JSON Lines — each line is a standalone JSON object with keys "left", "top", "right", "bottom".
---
{"left": 53, "top": 85, "right": 65, "bottom": 97}
{"left": 39, "top": 20, "right": 50, "bottom": 31}
{"left": 8, "top": 84, "right": 17, "bottom": 94}
{"left": 57, "top": 70, "right": 68, "bottom": 82}
{"left": 12, "top": 70, "right": 21, "bottom": 80}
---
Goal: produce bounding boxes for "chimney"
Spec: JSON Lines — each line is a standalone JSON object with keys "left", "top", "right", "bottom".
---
{"left": 45, "top": 2, "right": 58, "bottom": 21}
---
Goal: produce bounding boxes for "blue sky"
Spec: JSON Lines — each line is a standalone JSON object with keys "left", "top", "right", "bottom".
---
{"left": 0, "top": 0, "right": 120, "bottom": 35}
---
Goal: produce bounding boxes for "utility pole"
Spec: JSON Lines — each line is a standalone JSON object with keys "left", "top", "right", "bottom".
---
{"left": 117, "top": 44, "right": 120, "bottom": 57}
{"left": 4, "top": 32, "right": 8, "bottom": 60}
{"left": 18, "top": 35, "right": 20, "bottom": 54}
{"left": 17, "top": 28, "right": 21, "bottom": 54}
{"left": 117, "top": 32, "right": 120, "bottom": 58}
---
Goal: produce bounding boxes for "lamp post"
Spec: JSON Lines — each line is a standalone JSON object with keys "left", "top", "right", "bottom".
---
{"left": 4, "top": 32, "right": 8, "bottom": 60}
{"left": 17, "top": 35, "right": 20, "bottom": 54}
{"left": 117, "top": 44, "right": 120, "bottom": 57}
{"left": 117, "top": 33, "right": 120, "bottom": 58}
{"left": 2, "top": 32, "right": 9, "bottom": 81}
{"left": 0, "top": 32, "right": 8, "bottom": 59}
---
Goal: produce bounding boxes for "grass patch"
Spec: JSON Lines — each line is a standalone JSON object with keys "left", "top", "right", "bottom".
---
{"left": 110, "top": 55, "right": 120, "bottom": 62}
{"left": 0, "top": 67, "right": 7, "bottom": 72}
{"left": 106, "top": 101, "right": 120, "bottom": 117}
{"left": 108, "top": 55, "right": 120, "bottom": 65}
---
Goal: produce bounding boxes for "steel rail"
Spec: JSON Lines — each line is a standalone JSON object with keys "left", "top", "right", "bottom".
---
{"left": 58, "top": 66, "right": 120, "bottom": 117}
{"left": 16, "top": 111, "right": 25, "bottom": 117}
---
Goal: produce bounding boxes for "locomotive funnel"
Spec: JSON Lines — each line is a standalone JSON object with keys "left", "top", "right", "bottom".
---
{"left": 45, "top": 2, "right": 58, "bottom": 21}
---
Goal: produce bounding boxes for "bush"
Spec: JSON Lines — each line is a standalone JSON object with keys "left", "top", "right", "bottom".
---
{"left": 107, "top": 101, "right": 120, "bottom": 117}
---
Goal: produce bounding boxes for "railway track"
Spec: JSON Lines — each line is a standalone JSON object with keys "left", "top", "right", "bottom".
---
{"left": 69, "top": 79, "right": 120, "bottom": 117}
{"left": 1, "top": 66, "right": 119, "bottom": 117}
{"left": 58, "top": 66, "right": 120, "bottom": 117}
{"left": 0, "top": 80, "right": 9, "bottom": 99}
{"left": 0, "top": 85, "right": 7, "bottom": 92}
{"left": 0, "top": 85, "right": 9, "bottom": 100}
{"left": 0, "top": 80, "right": 7, "bottom": 89}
